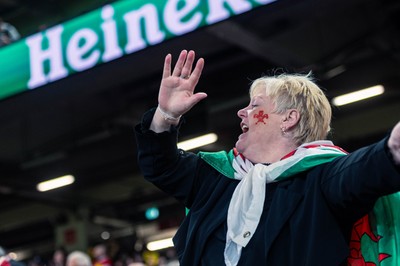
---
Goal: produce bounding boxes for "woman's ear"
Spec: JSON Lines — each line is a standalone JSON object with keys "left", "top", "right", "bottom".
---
{"left": 282, "top": 109, "right": 300, "bottom": 131}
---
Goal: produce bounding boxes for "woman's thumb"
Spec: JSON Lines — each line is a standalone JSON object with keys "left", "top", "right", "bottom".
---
{"left": 188, "top": 92, "right": 208, "bottom": 108}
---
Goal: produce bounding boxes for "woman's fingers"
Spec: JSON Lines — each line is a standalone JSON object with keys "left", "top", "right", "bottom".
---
{"left": 180, "top": 50, "right": 195, "bottom": 79}
{"left": 189, "top": 57, "right": 204, "bottom": 86}
{"left": 171, "top": 50, "right": 188, "bottom": 77}
{"left": 166, "top": 50, "right": 202, "bottom": 82}
{"left": 159, "top": 50, "right": 206, "bottom": 116}
{"left": 162, "top": 54, "right": 172, "bottom": 79}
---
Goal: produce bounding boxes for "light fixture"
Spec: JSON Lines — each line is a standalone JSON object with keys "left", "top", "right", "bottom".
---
{"left": 325, "top": 65, "right": 346, "bottom": 79}
{"left": 146, "top": 238, "right": 174, "bottom": 251}
{"left": 145, "top": 206, "right": 160, "bottom": 220}
{"left": 332, "top": 85, "right": 384, "bottom": 106}
{"left": 177, "top": 133, "right": 218, "bottom": 151}
{"left": 101, "top": 231, "right": 111, "bottom": 240}
{"left": 36, "top": 175, "right": 75, "bottom": 192}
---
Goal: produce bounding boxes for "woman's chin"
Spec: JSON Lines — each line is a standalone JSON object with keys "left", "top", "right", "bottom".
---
{"left": 235, "top": 141, "right": 245, "bottom": 154}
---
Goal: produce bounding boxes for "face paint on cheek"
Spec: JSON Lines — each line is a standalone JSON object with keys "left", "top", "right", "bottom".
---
{"left": 253, "top": 110, "right": 269, "bottom": 124}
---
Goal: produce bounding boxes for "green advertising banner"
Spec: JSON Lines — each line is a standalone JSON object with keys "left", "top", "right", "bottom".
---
{"left": 0, "top": 0, "right": 275, "bottom": 101}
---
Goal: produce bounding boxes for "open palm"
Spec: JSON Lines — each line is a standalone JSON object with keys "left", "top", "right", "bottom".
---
{"left": 158, "top": 50, "right": 207, "bottom": 118}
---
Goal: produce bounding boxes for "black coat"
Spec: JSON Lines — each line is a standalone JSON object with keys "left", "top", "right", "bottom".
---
{"left": 135, "top": 109, "right": 400, "bottom": 265}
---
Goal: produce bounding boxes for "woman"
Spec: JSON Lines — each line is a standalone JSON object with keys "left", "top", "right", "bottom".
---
{"left": 135, "top": 50, "right": 400, "bottom": 265}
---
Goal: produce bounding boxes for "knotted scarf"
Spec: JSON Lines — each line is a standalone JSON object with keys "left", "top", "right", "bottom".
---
{"left": 224, "top": 140, "right": 347, "bottom": 266}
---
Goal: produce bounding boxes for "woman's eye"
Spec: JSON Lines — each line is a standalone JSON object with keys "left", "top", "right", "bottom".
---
{"left": 251, "top": 105, "right": 258, "bottom": 108}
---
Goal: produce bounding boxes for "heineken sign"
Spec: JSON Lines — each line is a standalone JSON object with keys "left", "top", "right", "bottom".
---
{"left": 0, "top": 0, "right": 275, "bottom": 100}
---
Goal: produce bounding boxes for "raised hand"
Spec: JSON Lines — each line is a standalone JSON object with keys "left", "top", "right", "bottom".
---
{"left": 150, "top": 50, "right": 207, "bottom": 132}
{"left": 158, "top": 50, "right": 207, "bottom": 119}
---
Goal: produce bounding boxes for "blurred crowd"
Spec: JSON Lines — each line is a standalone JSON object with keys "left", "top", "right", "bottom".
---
{"left": 0, "top": 243, "right": 178, "bottom": 266}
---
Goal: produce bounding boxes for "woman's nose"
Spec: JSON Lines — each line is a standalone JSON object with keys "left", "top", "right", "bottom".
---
{"left": 237, "top": 106, "right": 248, "bottom": 119}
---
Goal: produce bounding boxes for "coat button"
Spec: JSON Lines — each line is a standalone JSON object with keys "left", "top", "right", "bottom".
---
{"left": 243, "top": 231, "right": 251, "bottom": 238}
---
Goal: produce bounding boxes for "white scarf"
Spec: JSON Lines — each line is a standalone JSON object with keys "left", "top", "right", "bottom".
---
{"left": 224, "top": 141, "right": 347, "bottom": 266}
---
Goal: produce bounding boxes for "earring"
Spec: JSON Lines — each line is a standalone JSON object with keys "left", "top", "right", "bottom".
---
{"left": 281, "top": 126, "right": 287, "bottom": 134}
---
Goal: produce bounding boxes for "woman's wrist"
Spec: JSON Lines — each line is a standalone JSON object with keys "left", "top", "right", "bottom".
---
{"left": 150, "top": 106, "right": 181, "bottom": 133}
{"left": 157, "top": 105, "right": 182, "bottom": 123}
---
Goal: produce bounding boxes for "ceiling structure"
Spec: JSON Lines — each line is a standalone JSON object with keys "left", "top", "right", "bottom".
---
{"left": 0, "top": 0, "right": 400, "bottom": 260}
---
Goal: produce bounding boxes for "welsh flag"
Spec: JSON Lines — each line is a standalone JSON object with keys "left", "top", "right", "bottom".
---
{"left": 348, "top": 193, "right": 400, "bottom": 265}
{"left": 198, "top": 143, "right": 400, "bottom": 265}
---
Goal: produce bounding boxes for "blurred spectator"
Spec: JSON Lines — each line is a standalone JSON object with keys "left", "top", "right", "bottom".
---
{"left": 66, "top": 251, "right": 92, "bottom": 266}
{"left": 49, "top": 247, "right": 67, "bottom": 266}
{"left": 92, "top": 245, "right": 112, "bottom": 266}
{"left": 0, "top": 17, "right": 20, "bottom": 47}
{"left": 127, "top": 252, "right": 145, "bottom": 266}
{"left": 142, "top": 251, "right": 158, "bottom": 266}
{"left": 27, "top": 256, "right": 44, "bottom": 266}
{"left": 0, "top": 246, "right": 10, "bottom": 266}
{"left": 0, "top": 246, "right": 25, "bottom": 266}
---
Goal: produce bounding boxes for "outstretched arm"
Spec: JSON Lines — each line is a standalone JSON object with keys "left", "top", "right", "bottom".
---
{"left": 150, "top": 50, "right": 207, "bottom": 133}
{"left": 388, "top": 121, "right": 400, "bottom": 165}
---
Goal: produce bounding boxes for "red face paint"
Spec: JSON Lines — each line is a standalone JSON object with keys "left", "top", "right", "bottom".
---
{"left": 253, "top": 110, "right": 269, "bottom": 124}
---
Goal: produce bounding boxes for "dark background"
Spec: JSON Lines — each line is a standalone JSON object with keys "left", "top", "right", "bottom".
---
{"left": 0, "top": 0, "right": 399, "bottom": 261}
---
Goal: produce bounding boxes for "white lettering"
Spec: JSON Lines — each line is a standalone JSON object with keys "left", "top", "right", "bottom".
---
{"left": 164, "top": 0, "right": 202, "bottom": 36}
{"left": 124, "top": 4, "right": 165, "bottom": 54}
{"left": 101, "top": 5, "right": 123, "bottom": 62}
{"left": 66, "top": 28, "right": 100, "bottom": 72}
{"left": 207, "top": 0, "right": 252, "bottom": 24}
{"left": 24, "top": 0, "right": 269, "bottom": 91}
{"left": 26, "top": 25, "right": 68, "bottom": 89}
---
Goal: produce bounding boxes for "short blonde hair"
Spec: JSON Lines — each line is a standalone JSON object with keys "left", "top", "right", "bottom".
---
{"left": 66, "top": 251, "right": 92, "bottom": 266}
{"left": 250, "top": 73, "right": 331, "bottom": 144}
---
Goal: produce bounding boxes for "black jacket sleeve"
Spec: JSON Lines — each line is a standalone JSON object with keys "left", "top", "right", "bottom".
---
{"left": 319, "top": 137, "right": 400, "bottom": 219}
{"left": 134, "top": 108, "right": 200, "bottom": 206}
